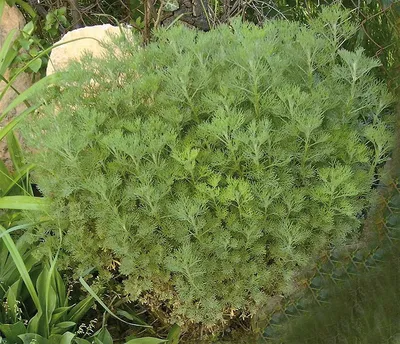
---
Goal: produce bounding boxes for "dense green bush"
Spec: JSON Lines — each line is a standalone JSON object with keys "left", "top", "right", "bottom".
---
{"left": 21, "top": 6, "right": 394, "bottom": 336}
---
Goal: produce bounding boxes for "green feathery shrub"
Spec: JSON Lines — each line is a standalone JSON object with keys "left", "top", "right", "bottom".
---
{"left": 21, "top": 5, "right": 394, "bottom": 336}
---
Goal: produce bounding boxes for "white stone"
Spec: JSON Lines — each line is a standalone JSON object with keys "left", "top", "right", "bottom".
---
{"left": 46, "top": 24, "right": 134, "bottom": 75}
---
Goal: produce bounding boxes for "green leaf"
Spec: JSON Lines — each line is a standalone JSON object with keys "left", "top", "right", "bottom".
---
{"left": 45, "top": 12, "right": 55, "bottom": 24}
{"left": 0, "top": 321, "right": 26, "bottom": 343}
{"left": 22, "top": 21, "right": 35, "bottom": 36}
{"left": 67, "top": 296, "right": 94, "bottom": 323}
{"left": 93, "top": 327, "right": 113, "bottom": 344}
{"left": 0, "top": 46, "right": 18, "bottom": 76}
{"left": 51, "top": 305, "right": 74, "bottom": 324}
{"left": 52, "top": 321, "right": 76, "bottom": 335}
{"left": 48, "top": 332, "right": 76, "bottom": 344}
{"left": 19, "top": 333, "right": 49, "bottom": 344}
{"left": 0, "top": 195, "right": 49, "bottom": 210}
{"left": 57, "top": 7, "right": 67, "bottom": 16}
{"left": 117, "top": 309, "right": 152, "bottom": 327}
{"left": 35, "top": 253, "right": 60, "bottom": 337}
{"left": 29, "top": 57, "right": 42, "bottom": 73}
{"left": 14, "top": 0, "right": 37, "bottom": 18}
{"left": 29, "top": 46, "right": 38, "bottom": 56}
{"left": 7, "top": 130, "right": 24, "bottom": 172}
{"left": 0, "top": 223, "right": 37, "bottom": 241}
{"left": 5, "top": 278, "right": 22, "bottom": 321}
{"left": 48, "top": 27, "right": 58, "bottom": 37}
{"left": 79, "top": 277, "right": 149, "bottom": 327}
{"left": 3, "top": 164, "right": 35, "bottom": 196}
{"left": 73, "top": 339, "right": 92, "bottom": 344}
{"left": 53, "top": 268, "right": 67, "bottom": 306}
{"left": 0, "top": 159, "right": 11, "bottom": 195}
{"left": 0, "top": 29, "right": 18, "bottom": 75}
{"left": 0, "top": 231, "right": 37, "bottom": 293}
{"left": 18, "top": 38, "right": 31, "bottom": 50}
{"left": 59, "top": 15, "right": 68, "bottom": 27}
{"left": 0, "top": 224, "right": 41, "bottom": 311}
{"left": 59, "top": 332, "right": 77, "bottom": 344}
{"left": 54, "top": 321, "right": 76, "bottom": 329}
{"left": 125, "top": 338, "right": 168, "bottom": 344}
{"left": 166, "top": 324, "right": 181, "bottom": 344}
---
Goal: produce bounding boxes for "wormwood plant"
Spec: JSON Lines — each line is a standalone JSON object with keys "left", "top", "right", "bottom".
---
{"left": 260, "top": 180, "right": 400, "bottom": 344}
{"left": 21, "top": 5, "right": 394, "bottom": 338}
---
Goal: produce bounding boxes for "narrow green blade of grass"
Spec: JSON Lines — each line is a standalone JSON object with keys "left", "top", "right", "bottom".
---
{"left": 0, "top": 0, "right": 5, "bottom": 20}
{"left": 79, "top": 277, "right": 151, "bottom": 328}
{"left": 0, "top": 223, "right": 38, "bottom": 240}
{"left": 7, "top": 130, "right": 25, "bottom": 172}
{"left": 0, "top": 72, "right": 61, "bottom": 121}
{"left": 0, "top": 159, "right": 11, "bottom": 195}
{"left": 3, "top": 164, "right": 35, "bottom": 196}
{"left": 0, "top": 237, "right": 8, "bottom": 274}
{"left": 0, "top": 224, "right": 41, "bottom": 311}
{"left": 0, "top": 105, "right": 38, "bottom": 141}
{"left": 0, "top": 29, "right": 17, "bottom": 75}
{"left": 0, "top": 195, "right": 49, "bottom": 210}
{"left": 53, "top": 267, "right": 67, "bottom": 307}
{"left": 0, "top": 49, "right": 18, "bottom": 79}
{"left": 117, "top": 310, "right": 153, "bottom": 329}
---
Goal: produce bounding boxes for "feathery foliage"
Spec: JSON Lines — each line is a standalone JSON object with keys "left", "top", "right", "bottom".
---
{"left": 259, "top": 178, "right": 400, "bottom": 344}
{"left": 20, "top": 6, "right": 394, "bottom": 336}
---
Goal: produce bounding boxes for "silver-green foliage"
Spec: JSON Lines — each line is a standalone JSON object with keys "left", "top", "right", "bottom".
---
{"left": 21, "top": 6, "right": 394, "bottom": 330}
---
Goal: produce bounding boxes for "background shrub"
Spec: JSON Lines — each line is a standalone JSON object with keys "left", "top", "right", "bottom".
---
{"left": 21, "top": 6, "right": 394, "bottom": 337}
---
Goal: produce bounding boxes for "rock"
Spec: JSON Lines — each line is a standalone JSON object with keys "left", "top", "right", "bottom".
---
{"left": 0, "top": 3, "right": 25, "bottom": 44}
{"left": 0, "top": 4, "right": 32, "bottom": 170}
{"left": 46, "top": 24, "right": 134, "bottom": 75}
{"left": 0, "top": 3, "right": 29, "bottom": 118}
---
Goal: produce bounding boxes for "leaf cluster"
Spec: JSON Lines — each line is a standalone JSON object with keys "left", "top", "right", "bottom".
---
{"left": 21, "top": 5, "right": 395, "bottom": 335}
